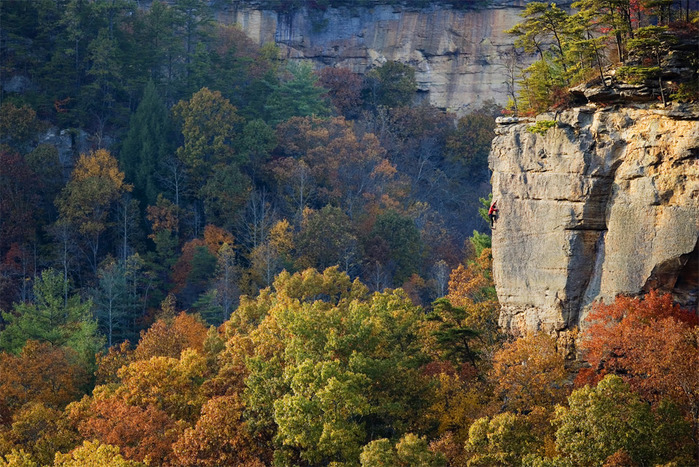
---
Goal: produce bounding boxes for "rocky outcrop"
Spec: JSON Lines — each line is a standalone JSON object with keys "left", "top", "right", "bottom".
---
{"left": 489, "top": 104, "right": 699, "bottom": 336}
{"left": 215, "top": 1, "right": 529, "bottom": 113}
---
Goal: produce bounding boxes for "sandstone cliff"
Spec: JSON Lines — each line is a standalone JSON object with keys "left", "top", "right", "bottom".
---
{"left": 214, "top": 1, "right": 528, "bottom": 113}
{"left": 490, "top": 104, "right": 699, "bottom": 336}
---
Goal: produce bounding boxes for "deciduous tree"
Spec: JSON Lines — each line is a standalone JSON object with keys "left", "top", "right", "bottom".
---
{"left": 491, "top": 333, "right": 568, "bottom": 414}
{"left": 55, "top": 149, "right": 132, "bottom": 274}
{"left": 578, "top": 291, "right": 699, "bottom": 461}
{"left": 116, "top": 348, "right": 209, "bottom": 422}
{"left": 71, "top": 393, "right": 182, "bottom": 466}
{"left": 0, "top": 342, "right": 87, "bottom": 421}
{"left": 172, "top": 395, "right": 266, "bottom": 466}
{"left": 53, "top": 440, "right": 145, "bottom": 467}
{"left": 554, "top": 375, "right": 692, "bottom": 466}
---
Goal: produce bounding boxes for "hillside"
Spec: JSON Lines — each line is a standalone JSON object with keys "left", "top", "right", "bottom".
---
{"left": 1, "top": 0, "right": 698, "bottom": 465}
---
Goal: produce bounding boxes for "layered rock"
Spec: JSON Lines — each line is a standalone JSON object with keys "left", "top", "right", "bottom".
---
{"left": 214, "top": 1, "right": 529, "bottom": 113}
{"left": 490, "top": 104, "right": 699, "bottom": 336}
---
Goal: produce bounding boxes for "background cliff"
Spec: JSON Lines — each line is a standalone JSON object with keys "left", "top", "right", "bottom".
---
{"left": 490, "top": 104, "right": 699, "bottom": 337}
{"left": 213, "top": 0, "right": 528, "bottom": 113}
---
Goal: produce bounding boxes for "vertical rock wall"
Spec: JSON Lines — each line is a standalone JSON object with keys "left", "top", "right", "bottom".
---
{"left": 213, "top": 1, "right": 529, "bottom": 113}
{"left": 490, "top": 105, "right": 699, "bottom": 336}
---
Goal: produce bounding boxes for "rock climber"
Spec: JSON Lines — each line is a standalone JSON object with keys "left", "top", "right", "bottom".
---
{"left": 488, "top": 200, "right": 498, "bottom": 227}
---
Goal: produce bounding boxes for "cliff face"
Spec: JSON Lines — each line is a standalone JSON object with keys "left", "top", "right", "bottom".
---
{"left": 215, "top": 1, "right": 527, "bottom": 113}
{"left": 490, "top": 104, "right": 699, "bottom": 336}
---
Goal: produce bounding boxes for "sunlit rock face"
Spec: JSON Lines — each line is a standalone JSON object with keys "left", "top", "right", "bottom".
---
{"left": 489, "top": 104, "right": 699, "bottom": 336}
{"left": 213, "top": 1, "right": 528, "bottom": 113}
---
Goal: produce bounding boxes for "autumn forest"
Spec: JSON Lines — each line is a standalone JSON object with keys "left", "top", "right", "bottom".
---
{"left": 0, "top": 0, "right": 698, "bottom": 466}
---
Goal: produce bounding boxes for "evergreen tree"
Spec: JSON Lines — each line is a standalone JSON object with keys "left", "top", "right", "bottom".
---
{"left": 120, "top": 80, "right": 174, "bottom": 206}
{"left": 365, "top": 60, "right": 417, "bottom": 109}
{"left": 264, "top": 62, "right": 331, "bottom": 125}
{"left": 0, "top": 269, "right": 101, "bottom": 362}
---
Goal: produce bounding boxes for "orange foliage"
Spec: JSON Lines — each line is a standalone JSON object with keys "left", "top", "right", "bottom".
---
{"left": 173, "top": 395, "right": 267, "bottom": 466}
{"left": 578, "top": 291, "right": 699, "bottom": 456}
{"left": 171, "top": 225, "right": 233, "bottom": 293}
{"left": 491, "top": 333, "right": 568, "bottom": 413}
{"left": 95, "top": 341, "right": 133, "bottom": 385}
{"left": 146, "top": 194, "right": 179, "bottom": 239}
{"left": 578, "top": 291, "right": 698, "bottom": 398}
{"left": 171, "top": 238, "right": 206, "bottom": 293}
{"left": 0, "top": 342, "right": 87, "bottom": 424}
{"left": 445, "top": 248, "right": 501, "bottom": 354}
{"left": 134, "top": 312, "right": 208, "bottom": 360}
{"left": 447, "top": 248, "right": 495, "bottom": 307}
{"left": 275, "top": 116, "right": 395, "bottom": 210}
{"left": 74, "top": 394, "right": 182, "bottom": 466}
{"left": 202, "top": 224, "right": 234, "bottom": 252}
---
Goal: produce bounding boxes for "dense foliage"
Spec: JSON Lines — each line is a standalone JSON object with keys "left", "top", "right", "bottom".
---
{"left": 1, "top": 0, "right": 697, "bottom": 465}
{"left": 506, "top": 0, "right": 699, "bottom": 113}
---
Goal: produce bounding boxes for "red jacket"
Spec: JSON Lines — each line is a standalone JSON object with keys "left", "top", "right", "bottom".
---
{"left": 488, "top": 203, "right": 498, "bottom": 215}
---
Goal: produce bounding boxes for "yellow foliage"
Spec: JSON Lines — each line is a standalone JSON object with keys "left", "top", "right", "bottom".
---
{"left": 71, "top": 149, "right": 131, "bottom": 192}
{"left": 491, "top": 333, "right": 568, "bottom": 413}
{"left": 53, "top": 441, "right": 145, "bottom": 467}
{"left": 269, "top": 219, "right": 294, "bottom": 255}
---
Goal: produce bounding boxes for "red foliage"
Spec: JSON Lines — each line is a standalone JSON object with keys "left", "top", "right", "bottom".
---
{"left": 316, "top": 67, "right": 364, "bottom": 117}
{"left": 577, "top": 291, "right": 698, "bottom": 403}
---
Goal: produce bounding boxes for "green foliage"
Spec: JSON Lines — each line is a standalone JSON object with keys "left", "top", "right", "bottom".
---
{"left": 446, "top": 107, "right": 497, "bottom": 172}
{"left": 427, "top": 298, "right": 481, "bottom": 368}
{"left": 478, "top": 193, "right": 493, "bottom": 226}
{"left": 120, "top": 80, "right": 174, "bottom": 206}
{"left": 239, "top": 118, "right": 277, "bottom": 174}
{"left": 465, "top": 412, "right": 538, "bottom": 466}
{"left": 188, "top": 246, "right": 217, "bottom": 287}
{"left": 53, "top": 440, "right": 145, "bottom": 467}
{"left": 173, "top": 87, "right": 243, "bottom": 181}
{"left": 365, "top": 61, "right": 417, "bottom": 109}
{"left": 242, "top": 268, "right": 431, "bottom": 465}
{"left": 360, "top": 434, "right": 446, "bottom": 466}
{"left": 92, "top": 255, "right": 147, "bottom": 347}
{"left": 0, "top": 450, "right": 37, "bottom": 467}
{"left": 554, "top": 375, "right": 692, "bottom": 466}
{"left": 518, "top": 58, "right": 567, "bottom": 114}
{"left": 296, "top": 205, "right": 357, "bottom": 271}
{"left": 264, "top": 62, "right": 331, "bottom": 125}
{"left": 81, "top": 27, "right": 126, "bottom": 127}
{"left": 527, "top": 120, "right": 558, "bottom": 135}
{"left": 0, "top": 103, "right": 38, "bottom": 150}
{"left": 469, "top": 231, "right": 491, "bottom": 258}
{"left": 368, "top": 210, "right": 423, "bottom": 285}
{"left": 0, "top": 269, "right": 100, "bottom": 361}
{"left": 200, "top": 164, "right": 251, "bottom": 230}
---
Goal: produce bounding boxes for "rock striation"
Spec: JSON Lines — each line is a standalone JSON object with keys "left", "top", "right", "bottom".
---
{"left": 215, "top": 1, "right": 529, "bottom": 113}
{"left": 489, "top": 104, "right": 699, "bottom": 337}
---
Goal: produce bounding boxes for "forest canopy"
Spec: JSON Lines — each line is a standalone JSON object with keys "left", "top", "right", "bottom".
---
{"left": 0, "top": 0, "right": 697, "bottom": 465}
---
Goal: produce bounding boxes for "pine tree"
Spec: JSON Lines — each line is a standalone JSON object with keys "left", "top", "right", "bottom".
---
{"left": 120, "top": 80, "right": 174, "bottom": 206}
